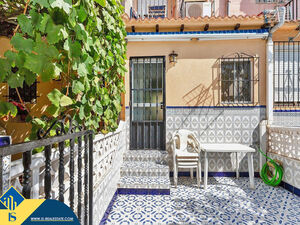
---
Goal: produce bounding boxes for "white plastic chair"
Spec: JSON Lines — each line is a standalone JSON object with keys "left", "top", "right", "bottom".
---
{"left": 172, "top": 129, "right": 201, "bottom": 188}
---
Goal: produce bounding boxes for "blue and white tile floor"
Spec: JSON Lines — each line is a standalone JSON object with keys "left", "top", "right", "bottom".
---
{"left": 103, "top": 177, "right": 300, "bottom": 225}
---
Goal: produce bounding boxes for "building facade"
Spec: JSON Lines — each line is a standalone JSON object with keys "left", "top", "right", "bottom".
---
{"left": 123, "top": 0, "right": 300, "bottom": 174}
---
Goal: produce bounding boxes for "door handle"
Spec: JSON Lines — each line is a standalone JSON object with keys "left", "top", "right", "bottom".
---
{"left": 160, "top": 102, "right": 164, "bottom": 109}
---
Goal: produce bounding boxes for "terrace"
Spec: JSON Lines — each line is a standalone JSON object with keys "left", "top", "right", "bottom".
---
{"left": 127, "top": 0, "right": 298, "bottom": 20}
{"left": 1, "top": 117, "right": 300, "bottom": 225}
{"left": 0, "top": 0, "right": 300, "bottom": 225}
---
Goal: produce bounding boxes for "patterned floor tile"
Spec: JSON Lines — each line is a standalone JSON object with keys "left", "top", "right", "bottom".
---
{"left": 104, "top": 177, "right": 300, "bottom": 225}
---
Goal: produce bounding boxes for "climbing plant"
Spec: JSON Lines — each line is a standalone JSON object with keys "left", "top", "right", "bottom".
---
{"left": 0, "top": 0, "right": 127, "bottom": 141}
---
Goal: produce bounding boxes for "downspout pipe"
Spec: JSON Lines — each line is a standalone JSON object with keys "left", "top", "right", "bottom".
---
{"left": 227, "top": 0, "right": 231, "bottom": 17}
{"left": 266, "top": 7, "right": 285, "bottom": 125}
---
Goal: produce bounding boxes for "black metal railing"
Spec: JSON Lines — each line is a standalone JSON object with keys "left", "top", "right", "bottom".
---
{"left": 0, "top": 115, "right": 94, "bottom": 225}
{"left": 285, "top": 0, "right": 300, "bottom": 20}
{"left": 130, "top": 0, "right": 173, "bottom": 19}
{"left": 274, "top": 41, "right": 300, "bottom": 106}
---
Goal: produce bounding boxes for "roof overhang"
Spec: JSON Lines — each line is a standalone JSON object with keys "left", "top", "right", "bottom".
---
{"left": 126, "top": 29, "right": 269, "bottom": 42}
{"left": 123, "top": 14, "right": 267, "bottom": 33}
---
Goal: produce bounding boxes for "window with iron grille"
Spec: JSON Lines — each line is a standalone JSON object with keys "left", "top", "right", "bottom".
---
{"left": 9, "top": 81, "right": 37, "bottom": 103}
{"left": 274, "top": 41, "right": 300, "bottom": 106}
{"left": 256, "top": 0, "right": 285, "bottom": 3}
{"left": 220, "top": 53, "right": 259, "bottom": 104}
{"left": 148, "top": 5, "right": 166, "bottom": 18}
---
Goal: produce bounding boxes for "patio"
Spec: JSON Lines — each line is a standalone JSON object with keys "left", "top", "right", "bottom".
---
{"left": 102, "top": 177, "right": 300, "bottom": 225}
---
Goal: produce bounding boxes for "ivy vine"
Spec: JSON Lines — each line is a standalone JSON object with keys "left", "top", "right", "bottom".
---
{"left": 0, "top": 0, "right": 127, "bottom": 143}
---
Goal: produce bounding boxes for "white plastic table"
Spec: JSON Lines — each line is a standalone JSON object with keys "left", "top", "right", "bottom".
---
{"left": 200, "top": 143, "right": 256, "bottom": 189}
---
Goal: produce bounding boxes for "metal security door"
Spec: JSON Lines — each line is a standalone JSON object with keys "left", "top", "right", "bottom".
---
{"left": 130, "top": 56, "right": 166, "bottom": 150}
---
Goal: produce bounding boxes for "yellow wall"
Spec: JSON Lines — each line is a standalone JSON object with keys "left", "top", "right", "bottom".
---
{"left": 273, "top": 27, "right": 300, "bottom": 42}
{"left": 0, "top": 37, "right": 63, "bottom": 144}
{"left": 125, "top": 39, "right": 266, "bottom": 107}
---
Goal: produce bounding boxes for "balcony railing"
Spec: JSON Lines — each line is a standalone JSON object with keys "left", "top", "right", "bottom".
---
{"left": 130, "top": 0, "right": 213, "bottom": 19}
{"left": 285, "top": 0, "right": 300, "bottom": 20}
{"left": 131, "top": 0, "right": 172, "bottom": 19}
{"left": 273, "top": 41, "right": 300, "bottom": 106}
{"left": 268, "top": 126, "right": 300, "bottom": 161}
{"left": 129, "top": 0, "right": 299, "bottom": 20}
{"left": 0, "top": 116, "right": 126, "bottom": 225}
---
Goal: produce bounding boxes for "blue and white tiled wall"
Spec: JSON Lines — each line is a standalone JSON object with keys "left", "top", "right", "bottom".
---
{"left": 125, "top": 106, "right": 266, "bottom": 173}
{"left": 273, "top": 110, "right": 300, "bottom": 126}
{"left": 166, "top": 106, "right": 266, "bottom": 173}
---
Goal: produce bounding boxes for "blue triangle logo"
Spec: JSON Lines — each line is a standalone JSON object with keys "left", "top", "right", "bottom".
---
{"left": 0, "top": 187, "right": 25, "bottom": 210}
{"left": 0, "top": 200, "right": 8, "bottom": 210}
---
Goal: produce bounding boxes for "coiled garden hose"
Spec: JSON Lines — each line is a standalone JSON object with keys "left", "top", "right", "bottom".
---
{"left": 258, "top": 148, "right": 283, "bottom": 187}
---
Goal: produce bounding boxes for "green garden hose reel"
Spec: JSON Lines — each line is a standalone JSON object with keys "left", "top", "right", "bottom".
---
{"left": 258, "top": 149, "right": 284, "bottom": 187}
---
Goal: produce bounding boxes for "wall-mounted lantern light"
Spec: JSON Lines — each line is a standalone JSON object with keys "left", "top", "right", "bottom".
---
{"left": 169, "top": 51, "right": 178, "bottom": 63}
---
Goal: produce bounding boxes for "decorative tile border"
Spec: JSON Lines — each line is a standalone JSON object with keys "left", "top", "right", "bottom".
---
{"left": 280, "top": 181, "right": 300, "bottom": 197}
{"left": 169, "top": 171, "right": 260, "bottom": 178}
{"left": 118, "top": 188, "right": 170, "bottom": 195}
{"left": 99, "top": 190, "right": 118, "bottom": 225}
{"left": 273, "top": 111, "right": 300, "bottom": 126}
{"left": 166, "top": 105, "right": 266, "bottom": 109}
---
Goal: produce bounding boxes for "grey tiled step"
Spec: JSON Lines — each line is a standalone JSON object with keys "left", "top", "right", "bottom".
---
{"left": 118, "top": 175, "right": 170, "bottom": 189}
{"left": 123, "top": 150, "right": 169, "bottom": 163}
{"left": 120, "top": 161, "right": 169, "bottom": 177}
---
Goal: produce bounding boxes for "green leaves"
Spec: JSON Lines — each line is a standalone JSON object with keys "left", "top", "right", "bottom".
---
{"left": 68, "top": 40, "right": 81, "bottom": 58}
{"left": 60, "top": 95, "right": 73, "bottom": 106}
{"left": 47, "top": 89, "right": 63, "bottom": 107}
{"left": 47, "top": 105, "right": 60, "bottom": 117}
{"left": 7, "top": 73, "right": 24, "bottom": 88}
{"left": 47, "top": 89, "right": 73, "bottom": 107}
{"left": 1, "top": 0, "right": 127, "bottom": 138}
{"left": 46, "top": 24, "right": 63, "bottom": 45}
{"left": 17, "top": 15, "right": 33, "bottom": 36}
{"left": 78, "top": 6, "right": 87, "bottom": 23}
{"left": 49, "top": 0, "right": 72, "bottom": 13}
{"left": 24, "top": 54, "right": 55, "bottom": 81}
{"left": 78, "top": 63, "right": 88, "bottom": 77}
{"left": 31, "top": 0, "right": 50, "bottom": 8}
{"left": 72, "top": 81, "right": 84, "bottom": 94}
{"left": 0, "top": 102, "right": 17, "bottom": 117}
{"left": 11, "top": 34, "right": 34, "bottom": 53}
{"left": 0, "top": 58, "right": 11, "bottom": 82}
{"left": 38, "top": 14, "right": 51, "bottom": 33}
{"left": 94, "top": 0, "right": 106, "bottom": 7}
{"left": 33, "top": 41, "right": 59, "bottom": 59}
{"left": 46, "top": 89, "right": 72, "bottom": 117}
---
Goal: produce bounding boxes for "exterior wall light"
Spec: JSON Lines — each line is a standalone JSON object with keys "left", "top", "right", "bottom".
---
{"left": 169, "top": 51, "right": 178, "bottom": 63}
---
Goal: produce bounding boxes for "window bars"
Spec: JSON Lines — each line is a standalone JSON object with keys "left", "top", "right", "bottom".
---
{"left": 0, "top": 115, "right": 94, "bottom": 225}
{"left": 134, "top": 0, "right": 168, "bottom": 19}
{"left": 274, "top": 41, "right": 300, "bottom": 106}
{"left": 220, "top": 53, "right": 260, "bottom": 105}
{"left": 256, "top": 0, "right": 286, "bottom": 3}
{"left": 8, "top": 81, "right": 37, "bottom": 103}
{"left": 285, "top": 0, "right": 299, "bottom": 21}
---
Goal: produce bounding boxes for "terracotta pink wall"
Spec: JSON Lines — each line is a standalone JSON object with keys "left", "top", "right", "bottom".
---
{"left": 125, "top": 0, "right": 285, "bottom": 17}
{"left": 214, "top": 0, "right": 281, "bottom": 17}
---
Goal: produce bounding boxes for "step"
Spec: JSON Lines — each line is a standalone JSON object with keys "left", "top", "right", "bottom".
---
{"left": 123, "top": 150, "right": 169, "bottom": 164}
{"left": 120, "top": 161, "right": 169, "bottom": 177}
{"left": 118, "top": 175, "right": 170, "bottom": 190}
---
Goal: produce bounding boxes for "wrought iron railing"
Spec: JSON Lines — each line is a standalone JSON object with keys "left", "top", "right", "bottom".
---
{"left": 0, "top": 115, "right": 94, "bottom": 225}
{"left": 285, "top": 0, "right": 300, "bottom": 20}
{"left": 274, "top": 41, "right": 300, "bottom": 106}
{"left": 130, "top": 0, "right": 174, "bottom": 19}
